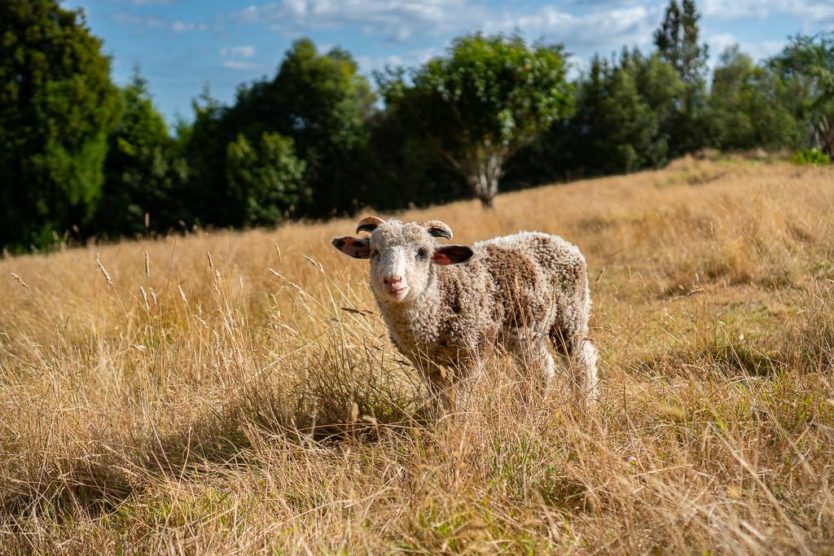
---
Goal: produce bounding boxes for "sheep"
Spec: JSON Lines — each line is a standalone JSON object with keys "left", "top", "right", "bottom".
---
{"left": 331, "top": 215, "right": 598, "bottom": 412}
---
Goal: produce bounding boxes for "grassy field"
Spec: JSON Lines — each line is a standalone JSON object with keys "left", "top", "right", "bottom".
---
{"left": 2, "top": 156, "right": 834, "bottom": 553}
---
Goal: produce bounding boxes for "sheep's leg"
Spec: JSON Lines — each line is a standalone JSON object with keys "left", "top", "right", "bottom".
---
{"left": 573, "top": 280, "right": 599, "bottom": 405}
{"left": 570, "top": 338, "right": 598, "bottom": 405}
{"left": 452, "top": 358, "right": 486, "bottom": 414}
{"left": 551, "top": 277, "right": 599, "bottom": 406}
{"left": 550, "top": 273, "right": 597, "bottom": 406}
{"left": 508, "top": 331, "right": 557, "bottom": 400}
{"left": 422, "top": 364, "right": 457, "bottom": 416}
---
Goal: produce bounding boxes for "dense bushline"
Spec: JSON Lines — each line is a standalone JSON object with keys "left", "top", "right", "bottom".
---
{"left": 1, "top": 0, "right": 832, "bottom": 251}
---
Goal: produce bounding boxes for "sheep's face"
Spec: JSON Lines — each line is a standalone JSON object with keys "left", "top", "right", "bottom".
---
{"left": 368, "top": 222, "right": 435, "bottom": 303}
{"left": 331, "top": 218, "right": 474, "bottom": 304}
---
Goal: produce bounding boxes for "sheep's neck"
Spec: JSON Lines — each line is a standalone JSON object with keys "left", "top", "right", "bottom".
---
{"left": 377, "top": 269, "right": 444, "bottom": 357}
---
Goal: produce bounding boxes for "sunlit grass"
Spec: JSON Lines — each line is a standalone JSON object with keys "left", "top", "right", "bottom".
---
{"left": 1, "top": 156, "right": 833, "bottom": 552}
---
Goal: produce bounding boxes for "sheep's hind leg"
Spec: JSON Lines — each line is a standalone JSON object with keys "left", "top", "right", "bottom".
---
{"left": 551, "top": 329, "right": 598, "bottom": 407}
{"left": 573, "top": 338, "right": 599, "bottom": 405}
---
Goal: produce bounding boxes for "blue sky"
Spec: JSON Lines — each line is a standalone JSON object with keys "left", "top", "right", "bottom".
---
{"left": 63, "top": 0, "right": 834, "bottom": 123}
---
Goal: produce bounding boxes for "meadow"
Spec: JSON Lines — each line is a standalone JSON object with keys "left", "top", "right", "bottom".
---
{"left": 1, "top": 156, "right": 833, "bottom": 553}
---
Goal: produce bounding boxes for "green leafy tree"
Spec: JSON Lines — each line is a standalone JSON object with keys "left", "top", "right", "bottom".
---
{"left": 598, "top": 59, "right": 654, "bottom": 172}
{"left": 708, "top": 46, "right": 802, "bottom": 150}
{"left": 178, "top": 87, "right": 231, "bottom": 227}
{"left": 565, "top": 55, "right": 610, "bottom": 172}
{"left": 589, "top": 51, "right": 684, "bottom": 173}
{"left": 770, "top": 33, "right": 834, "bottom": 158}
{"left": 183, "top": 39, "right": 376, "bottom": 220}
{"left": 225, "top": 132, "right": 307, "bottom": 226}
{"left": 228, "top": 39, "right": 377, "bottom": 217}
{"left": 514, "top": 51, "right": 683, "bottom": 180}
{"left": 654, "top": 0, "right": 709, "bottom": 156}
{"left": 654, "top": 0, "right": 708, "bottom": 84}
{"left": 0, "top": 0, "right": 121, "bottom": 250}
{"left": 379, "top": 34, "right": 573, "bottom": 208}
{"left": 368, "top": 109, "right": 468, "bottom": 209}
{"left": 97, "top": 69, "right": 188, "bottom": 237}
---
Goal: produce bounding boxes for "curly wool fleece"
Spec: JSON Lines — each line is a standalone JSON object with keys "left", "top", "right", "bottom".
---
{"left": 332, "top": 218, "right": 598, "bottom": 408}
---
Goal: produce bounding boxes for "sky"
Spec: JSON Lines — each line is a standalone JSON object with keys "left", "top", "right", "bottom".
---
{"left": 63, "top": 0, "right": 834, "bottom": 123}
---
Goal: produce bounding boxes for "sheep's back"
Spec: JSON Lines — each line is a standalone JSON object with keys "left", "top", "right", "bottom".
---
{"left": 472, "top": 232, "right": 586, "bottom": 332}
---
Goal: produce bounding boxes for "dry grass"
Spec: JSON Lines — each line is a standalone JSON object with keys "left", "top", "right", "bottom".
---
{"left": 1, "top": 156, "right": 834, "bottom": 553}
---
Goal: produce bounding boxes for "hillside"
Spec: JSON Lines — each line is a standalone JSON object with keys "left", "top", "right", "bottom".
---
{"left": 1, "top": 157, "right": 833, "bottom": 552}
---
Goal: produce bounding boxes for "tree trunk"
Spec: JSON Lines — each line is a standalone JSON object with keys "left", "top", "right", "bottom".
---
{"left": 465, "top": 150, "right": 503, "bottom": 210}
{"left": 814, "top": 114, "right": 834, "bottom": 159}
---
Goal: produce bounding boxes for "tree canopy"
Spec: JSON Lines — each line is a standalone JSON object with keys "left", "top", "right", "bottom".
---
{"left": 0, "top": 0, "right": 121, "bottom": 250}
{"left": 225, "top": 132, "right": 307, "bottom": 226}
{"left": 708, "top": 46, "right": 801, "bottom": 151}
{"left": 1, "top": 0, "right": 832, "bottom": 252}
{"left": 181, "top": 39, "right": 376, "bottom": 224}
{"left": 379, "top": 34, "right": 573, "bottom": 207}
{"left": 96, "top": 70, "right": 188, "bottom": 237}
{"left": 769, "top": 33, "right": 834, "bottom": 157}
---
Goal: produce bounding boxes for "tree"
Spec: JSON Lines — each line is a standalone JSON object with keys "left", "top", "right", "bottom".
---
{"left": 228, "top": 39, "right": 377, "bottom": 217}
{"left": 183, "top": 39, "right": 377, "bottom": 220}
{"left": 583, "top": 51, "right": 684, "bottom": 174}
{"left": 654, "top": 0, "right": 708, "bottom": 84}
{"left": 654, "top": 0, "right": 709, "bottom": 156}
{"left": 368, "top": 109, "right": 468, "bottom": 209}
{"left": 379, "top": 34, "right": 573, "bottom": 208}
{"left": 770, "top": 33, "right": 834, "bottom": 158}
{"left": 97, "top": 69, "right": 188, "bottom": 237}
{"left": 225, "top": 132, "right": 307, "bottom": 226}
{"left": 0, "top": 0, "right": 121, "bottom": 250}
{"left": 708, "top": 46, "right": 802, "bottom": 151}
{"left": 178, "top": 87, "right": 231, "bottom": 227}
{"left": 510, "top": 50, "right": 684, "bottom": 182}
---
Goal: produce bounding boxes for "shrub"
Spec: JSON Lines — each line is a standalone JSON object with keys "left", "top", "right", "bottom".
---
{"left": 792, "top": 147, "right": 831, "bottom": 165}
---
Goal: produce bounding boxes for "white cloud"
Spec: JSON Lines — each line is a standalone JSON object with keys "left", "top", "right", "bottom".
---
{"left": 221, "top": 45, "right": 257, "bottom": 58}
{"left": 356, "top": 54, "right": 403, "bottom": 71}
{"left": 230, "top": 0, "right": 830, "bottom": 76}
{"left": 114, "top": 13, "right": 207, "bottom": 32}
{"left": 220, "top": 45, "right": 261, "bottom": 71}
{"left": 235, "top": 0, "right": 479, "bottom": 42}
{"left": 706, "top": 32, "right": 786, "bottom": 65}
{"left": 233, "top": 0, "right": 658, "bottom": 57}
{"left": 484, "top": 5, "right": 657, "bottom": 49}
{"left": 703, "top": 0, "right": 834, "bottom": 24}
{"left": 171, "top": 20, "right": 208, "bottom": 32}
{"left": 114, "top": 13, "right": 167, "bottom": 28}
{"left": 703, "top": 0, "right": 770, "bottom": 19}
{"left": 356, "top": 46, "right": 446, "bottom": 78}
{"left": 223, "top": 60, "right": 262, "bottom": 71}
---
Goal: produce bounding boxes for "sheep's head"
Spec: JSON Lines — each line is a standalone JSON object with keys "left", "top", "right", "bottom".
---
{"left": 331, "top": 216, "right": 474, "bottom": 303}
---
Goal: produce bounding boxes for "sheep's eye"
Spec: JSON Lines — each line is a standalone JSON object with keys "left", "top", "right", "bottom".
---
{"left": 416, "top": 248, "right": 429, "bottom": 260}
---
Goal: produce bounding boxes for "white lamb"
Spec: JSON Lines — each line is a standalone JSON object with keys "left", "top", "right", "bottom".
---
{"left": 331, "top": 216, "right": 598, "bottom": 412}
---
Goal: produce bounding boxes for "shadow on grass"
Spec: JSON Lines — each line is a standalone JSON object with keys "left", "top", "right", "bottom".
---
{"left": 635, "top": 341, "right": 783, "bottom": 379}
{"left": 0, "top": 358, "right": 432, "bottom": 523}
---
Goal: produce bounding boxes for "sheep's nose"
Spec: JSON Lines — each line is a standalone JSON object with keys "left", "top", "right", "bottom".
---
{"left": 384, "top": 275, "right": 403, "bottom": 287}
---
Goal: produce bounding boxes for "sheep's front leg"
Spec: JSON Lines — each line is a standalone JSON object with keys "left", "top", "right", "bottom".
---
{"left": 422, "top": 364, "right": 458, "bottom": 416}
{"left": 508, "top": 330, "right": 557, "bottom": 400}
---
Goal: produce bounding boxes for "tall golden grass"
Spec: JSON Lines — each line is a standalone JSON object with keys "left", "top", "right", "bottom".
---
{"left": 1, "top": 156, "right": 833, "bottom": 553}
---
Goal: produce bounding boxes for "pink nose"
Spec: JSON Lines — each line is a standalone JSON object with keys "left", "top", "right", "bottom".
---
{"left": 384, "top": 275, "right": 403, "bottom": 287}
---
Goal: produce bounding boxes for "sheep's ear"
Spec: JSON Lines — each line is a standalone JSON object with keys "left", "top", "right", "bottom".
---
{"left": 423, "top": 220, "right": 453, "bottom": 240}
{"left": 432, "top": 245, "right": 473, "bottom": 265}
{"left": 356, "top": 215, "right": 385, "bottom": 234}
{"left": 331, "top": 236, "right": 371, "bottom": 259}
